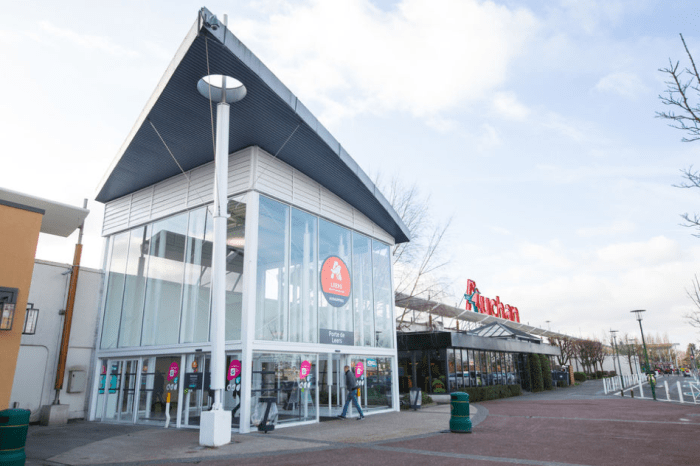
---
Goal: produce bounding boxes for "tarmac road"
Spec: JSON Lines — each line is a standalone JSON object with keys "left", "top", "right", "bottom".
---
{"left": 24, "top": 379, "right": 700, "bottom": 466}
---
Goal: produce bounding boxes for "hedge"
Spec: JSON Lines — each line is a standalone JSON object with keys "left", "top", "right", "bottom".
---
{"left": 530, "top": 354, "right": 544, "bottom": 392}
{"left": 573, "top": 371, "right": 587, "bottom": 382}
{"left": 540, "top": 355, "right": 553, "bottom": 391}
{"left": 455, "top": 384, "right": 522, "bottom": 402}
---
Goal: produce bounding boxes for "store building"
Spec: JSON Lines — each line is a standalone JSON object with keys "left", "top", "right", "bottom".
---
{"left": 398, "top": 323, "right": 560, "bottom": 394}
{"left": 0, "top": 188, "right": 89, "bottom": 410}
{"left": 395, "top": 291, "right": 564, "bottom": 394}
{"left": 89, "top": 8, "right": 409, "bottom": 433}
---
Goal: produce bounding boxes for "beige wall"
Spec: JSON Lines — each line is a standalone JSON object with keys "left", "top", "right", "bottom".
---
{"left": 0, "top": 203, "right": 42, "bottom": 409}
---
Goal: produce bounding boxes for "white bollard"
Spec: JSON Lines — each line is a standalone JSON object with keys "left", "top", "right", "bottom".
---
{"left": 604, "top": 378, "right": 608, "bottom": 394}
{"left": 665, "top": 381, "right": 670, "bottom": 401}
{"left": 638, "top": 379, "right": 644, "bottom": 398}
{"left": 678, "top": 381, "right": 684, "bottom": 404}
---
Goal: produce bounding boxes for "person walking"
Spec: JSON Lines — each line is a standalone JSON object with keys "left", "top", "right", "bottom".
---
{"left": 338, "top": 365, "right": 364, "bottom": 420}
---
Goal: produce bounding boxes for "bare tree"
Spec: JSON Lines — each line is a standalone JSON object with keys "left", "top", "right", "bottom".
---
{"left": 549, "top": 336, "right": 576, "bottom": 367}
{"left": 658, "top": 34, "right": 700, "bottom": 142}
{"left": 658, "top": 34, "right": 700, "bottom": 234}
{"left": 376, "top": 175, "right": 453, "bottom": 329}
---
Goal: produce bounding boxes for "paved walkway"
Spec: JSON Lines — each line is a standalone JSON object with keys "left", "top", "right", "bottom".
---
{"left": 24, "top": 380, "right": 700, "bottom": 466}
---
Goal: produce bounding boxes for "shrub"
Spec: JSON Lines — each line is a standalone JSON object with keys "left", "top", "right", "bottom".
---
{"left": 608, "top": 371, "right": 616, "bottom": 377}
{"left": 455, "top": 384, "right": 522, "bottom": 402}
{"left": 573, "top": 371, "right": 587, "bottom": 382}
{"left": 539, "top": 355, "right": 553, "bottom": 391}
{"left": 432, "top": 378, "right": 446, "bottom": 393}
{"left": 530, "top": 355, "right": 544, "bottom": 392}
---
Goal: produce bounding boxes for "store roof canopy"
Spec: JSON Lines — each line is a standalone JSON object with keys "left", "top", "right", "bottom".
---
{"left": 95, "top": 7, "right": 410, "bottom": 244}
{"left": 395, "top": 291, "right": 574, "bottom": 341}
{"left": 0, "top": 187, "right": 89, "bottom": 237}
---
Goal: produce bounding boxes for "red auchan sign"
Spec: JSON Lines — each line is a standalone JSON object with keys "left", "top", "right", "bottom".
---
{"left": 464, "top": 279, "right": 520, "bottom": 323}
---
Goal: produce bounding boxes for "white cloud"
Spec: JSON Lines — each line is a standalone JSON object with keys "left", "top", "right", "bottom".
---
{"left": 577, "top": 220, "right": 636, "bottom": 237}
{"left": 476, "top": 123, "right": 501, "bottom": 152}
{"left": 233, "top": 0, "right": 539, "bottom": 126}
{"left": 38, "top": 21, "right": 139, "bottom": 58}
{"left": 492, "top": 91, "right": 530, "bottom": 120}
{"left": 595, "top": 236, "right": 682, "bottom": 269}
{"left": 594, "top": 71, "right": 649, "bottom": 99}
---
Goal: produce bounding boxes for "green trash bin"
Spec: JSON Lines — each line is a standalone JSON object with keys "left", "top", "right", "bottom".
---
{"left": 449, "top": 392, "right": 472, "bottom": 433}
{"left": 0, "top": 409, "right": 31, "bottom": 466}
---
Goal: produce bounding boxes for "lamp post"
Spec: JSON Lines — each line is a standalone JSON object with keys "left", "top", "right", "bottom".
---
{"left": 196, "top": 20, "right": 247, "bottom": 444}
{"left": 610, "top": 330, "right": 624, "bottom": 397}
{"left": 625, "top": 338, "right": 637, "bottom": 376}
{"left": 631, "top": 310, "right": 656, "bottom": 401}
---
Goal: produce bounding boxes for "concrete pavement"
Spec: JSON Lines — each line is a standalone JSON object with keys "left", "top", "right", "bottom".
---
{"left": 24, "top": 380, "right": 700, "bottom": 466}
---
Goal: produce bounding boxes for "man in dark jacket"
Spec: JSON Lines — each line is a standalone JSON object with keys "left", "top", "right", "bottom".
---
{"left": 338, "top": 365, "right": 364, "bottom": 420}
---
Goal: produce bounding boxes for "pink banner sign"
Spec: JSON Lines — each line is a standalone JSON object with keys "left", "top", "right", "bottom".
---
{"left": 167, "top": 362, "right": 179, "bottom": 381}
{"left": 300, "top": 360, "right": 311, "bottom": 379}
{"left": 228, "top": 360, "right": 241, "bottom": 381}
{"left": 355, "top": 361, "right": 364, "bottom": 378}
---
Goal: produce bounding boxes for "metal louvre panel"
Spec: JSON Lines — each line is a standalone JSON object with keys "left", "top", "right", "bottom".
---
{"left": 102, "top": 197, "right": 131, "bottom": 235}
{"left": 129, "top": 188, "right": 154, "bottom": 227}
{"left": 291, "top": 170, "right": 321, "bottom": 212}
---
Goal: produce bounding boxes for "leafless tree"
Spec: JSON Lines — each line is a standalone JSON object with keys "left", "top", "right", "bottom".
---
{"left": 658, "top": 34, "right": 700, "bottom": 234}
{"left": 549, "top": 336, "right": 576, "bottom": 367}
{"left": 376, "top": 175, "right": 453, "bottom": 329}
{"left": 684, "top": 274, "right": 700, "bottom": 329}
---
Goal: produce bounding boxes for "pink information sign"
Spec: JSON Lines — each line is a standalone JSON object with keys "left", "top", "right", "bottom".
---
{"left": 167, "top": 362, "right": 179, "bottom": 381}
{"left": 355, "top": 361, "right": 364, "bottom": 378}
{"left": 299, "top": 360, "right": 311, "bottom": 379}
{"left": 228, "top": 360, "right": 241, "bottom": 381}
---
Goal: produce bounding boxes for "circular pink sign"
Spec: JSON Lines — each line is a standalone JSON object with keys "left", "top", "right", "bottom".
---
{"left": 167, "top": 362, "right": 179, "bottom": 381}
{"left": 228, "top": 360, "right": 241, "bottom": 381}
{"left": 300, "top": 361, "right": 311, "bottom": 379}
{"left": 355, "top": 362, "right": 364, "bottom": 378}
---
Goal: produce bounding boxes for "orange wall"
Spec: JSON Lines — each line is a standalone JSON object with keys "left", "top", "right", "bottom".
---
{"left": 0, "top": 203, "right": 43, "bottom": 409}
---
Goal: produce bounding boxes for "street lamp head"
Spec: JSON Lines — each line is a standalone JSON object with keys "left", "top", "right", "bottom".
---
{"left": 630, "top": 309, "right": 646, "bottom": 321}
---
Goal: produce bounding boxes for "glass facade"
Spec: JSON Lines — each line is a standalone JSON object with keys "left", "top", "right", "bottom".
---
{"left": 255, "top": 196, "right": 394, "bottom": 348}
{"left": 400, "top": 348, "right": 537, "bottom": 394}
{"left": 95, "top": 193, "right": 398, "bottom": 431}
{"left": 99, "top": 202, "right": 246, "bottom": 349}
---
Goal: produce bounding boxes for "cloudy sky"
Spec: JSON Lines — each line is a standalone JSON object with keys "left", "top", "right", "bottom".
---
{"left": 3, "top": 0, "right": 700, "bottom": 350}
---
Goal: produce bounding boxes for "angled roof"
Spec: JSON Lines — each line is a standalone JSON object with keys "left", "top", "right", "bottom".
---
{"left": 95, "top": 7, "right": 410, "bottom": 244}
{"left": 466, "top": 322, "right": 541, "bottom": 344}
{"left": 0, "top": 187, "right": 89, "bottom": 237}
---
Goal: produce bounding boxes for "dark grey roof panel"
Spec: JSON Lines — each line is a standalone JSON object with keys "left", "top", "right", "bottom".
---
{"left": 95, "top": 8, "right": 410, "bottom": 243}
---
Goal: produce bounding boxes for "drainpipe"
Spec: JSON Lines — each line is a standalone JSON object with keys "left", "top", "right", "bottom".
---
{"left": 53, "top": 199, "right": 87, "bottom": 404}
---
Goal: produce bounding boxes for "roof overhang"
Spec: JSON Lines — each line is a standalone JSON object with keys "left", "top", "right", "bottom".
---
{"left": 95, "top": 7, "right": 410, "bottom": 244}
{"left": 0, "top": 187, "right": 89, "bottom": 237}
{"left": 395, "top": 291, "right": 575, "bottom": 341}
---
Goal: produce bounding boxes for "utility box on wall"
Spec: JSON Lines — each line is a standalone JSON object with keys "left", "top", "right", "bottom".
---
{"left": 67, "top": 370, "right": 86, "bottom": 393}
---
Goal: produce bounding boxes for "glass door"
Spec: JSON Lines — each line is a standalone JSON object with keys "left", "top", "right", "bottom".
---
{"left": 95, "top": 359, "right": 138, "bottom": 423}
{"left": 137, "top": 355, "right": 180, "bottom": 424}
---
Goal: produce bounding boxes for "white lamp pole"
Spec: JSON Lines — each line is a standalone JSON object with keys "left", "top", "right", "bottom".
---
{"left": 196, "top": 36, "right": 246, "bottom": 445}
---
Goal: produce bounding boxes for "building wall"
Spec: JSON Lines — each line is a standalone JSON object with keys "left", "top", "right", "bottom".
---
{"left": 102, "top": 146, "right": 394, "bottom": 245}
{"left": 10, "top": 261, "right": 103, "bottom": 421}
{"left": 0, "top": 203, "right": 43, "bottom": 409}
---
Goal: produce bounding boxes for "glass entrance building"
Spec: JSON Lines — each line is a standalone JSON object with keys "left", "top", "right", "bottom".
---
{"left": 89, "top": 8, "right": 410, "bottom": 433}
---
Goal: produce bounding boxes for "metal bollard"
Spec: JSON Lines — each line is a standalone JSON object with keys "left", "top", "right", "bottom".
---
{"left": 449, "top": 392, "right": 472, "bottom": 433}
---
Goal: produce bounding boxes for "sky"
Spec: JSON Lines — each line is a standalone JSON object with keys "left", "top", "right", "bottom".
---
{"left": 2, "top": 0, "right": 700, "bottom": 353}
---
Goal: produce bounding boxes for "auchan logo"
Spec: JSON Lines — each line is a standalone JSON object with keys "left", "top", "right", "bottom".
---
{"left": 464, "top": 280, "right": 520, "bottom": 323}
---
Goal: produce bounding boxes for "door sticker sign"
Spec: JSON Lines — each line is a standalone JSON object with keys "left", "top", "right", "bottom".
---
{"left": 320, "top": 256, "right": 351, "bottom": 307}
{"left": 167, "top": 362, "right": 179, "bottom": 381}
{"left": 228, "top": 359, "right": 241, "bottom": 381}
{"left": 300, "top": 360, "right": 311, "bottom": 379}
{"left": 355, "top": 361, "right": 364, "bottom": 378}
